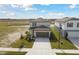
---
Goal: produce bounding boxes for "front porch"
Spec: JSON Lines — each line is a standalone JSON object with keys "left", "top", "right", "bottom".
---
{"left": 29, "top": 25, "right": 50, "bottom": 38}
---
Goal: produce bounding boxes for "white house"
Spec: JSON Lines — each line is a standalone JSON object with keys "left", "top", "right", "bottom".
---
{"left": 55, "top": 17, "right": 79, "bottom": 39}
{"left": 29, "top": 18, "right": 51, "bottom": 38}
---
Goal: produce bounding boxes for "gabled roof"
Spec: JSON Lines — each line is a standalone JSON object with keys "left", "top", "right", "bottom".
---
{"left": 30, "top": 18, "right": 51, "bottom": 23}
{"left": 70, "top": 17, "right": 79, "bottom": 20}
{"left": 37, "top": 25, "right": 50, "bottom": 28}
{"left": 55, "top": 17, "right": 79, "bottom": 23}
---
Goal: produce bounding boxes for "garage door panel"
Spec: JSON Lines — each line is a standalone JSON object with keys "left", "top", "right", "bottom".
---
{"left": 68, "top": 31, "right": 79, "bottom": 38}
{"left": 36, "top": 32, "right": 49, "bottom": 37}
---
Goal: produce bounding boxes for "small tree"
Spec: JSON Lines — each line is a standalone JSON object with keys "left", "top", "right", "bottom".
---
{"left": 19, "top": 42, "right": 24, "bottom": 50}
{"left": 25, "top": 31, "right": 28, "bottom": 34}
{"left": 25, "top": 31, "right": 32, "bottom": 41}
{"left": 25, "top": 31, "right": 29, "bottom": 40}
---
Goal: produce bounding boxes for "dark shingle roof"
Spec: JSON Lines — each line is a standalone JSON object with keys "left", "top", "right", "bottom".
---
{"left": 29, "top": 25, "right": 50, "bottom": 29}
{"left": 55, "top": 17, "right": 79, "bottom": 23}
{"left": 70, "top": 17, "right": 79, "bottom": 20}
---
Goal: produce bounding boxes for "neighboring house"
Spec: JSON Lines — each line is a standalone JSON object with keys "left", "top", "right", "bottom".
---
{"left": 55, "top": 17, "right": 79, "bottom": 39}
{"left": 29, "top": 18, "right": 51, "bottom": 38}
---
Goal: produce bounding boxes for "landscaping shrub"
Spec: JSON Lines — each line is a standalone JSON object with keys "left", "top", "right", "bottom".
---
{"left": 20, "top": 34, "right": 24, "bottom": 39}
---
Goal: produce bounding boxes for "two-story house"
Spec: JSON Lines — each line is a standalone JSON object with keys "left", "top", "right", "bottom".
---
{"left": 55, "top": 17, "right": 79, "bottom": 39}
{"left": 29, "top": 18, "right": 51, "bottom": 38}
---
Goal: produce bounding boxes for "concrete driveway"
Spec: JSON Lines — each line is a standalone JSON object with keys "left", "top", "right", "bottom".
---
{"left": 27, "top": 38, "right": 55, "bottom": 55}
{"left": 68, "top": 37, "right": 79, "bottom": 49}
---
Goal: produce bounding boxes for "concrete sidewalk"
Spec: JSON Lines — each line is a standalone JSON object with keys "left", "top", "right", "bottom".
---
{"left": 53, "top": 49, "right": 79, "bottom": 54}
{"left": 27, "top": 38, "right": 55, "bottom": 55}
{"left": 0, "top": 48, "right": 30, "bottom": 52}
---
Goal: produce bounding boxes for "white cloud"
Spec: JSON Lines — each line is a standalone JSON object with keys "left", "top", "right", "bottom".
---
{"left": 0, "top": 4, "right": 4, "bottom": 7}
{"left": 11, "top": 4, "right": 20, "bottom": 8}
{"left": 44, "top": 12, "right": 65, "bottom": 18}
{"left": 21, "top": 4, "right": 38, "bottom": 11}
{"left": 41, "top": 10, "right": 46, "bottom": 13}
{"left": 69, "top": 4, "right": 77, "bottom": 9}
{"left": 47, "top": 12, "right": 65, "bottom": 16}
{"left": 11, "top": 4, "right": 38, "bottom": 11}
{"left": 21, "top": 4, "right": 32, "bottom": 8}
{"left": 1, "top": 10, "right": 15, "bottom": 18}
{"left": 28, "top": 12, "right": 65, "bottom": 19}
{"left": 24, "top": 7, "right": 37, "bottom": 11}
{"left": 6, "top": 12, "right": 15, "bottom": 16}
{"left": 11, "top": 4, "right": 31, "bottom": 8}
{"left": 0, "top": 5, "right": 6, "bottom": 10}
{"left": 1, "top": 11, "right": 7, "bottom": 13}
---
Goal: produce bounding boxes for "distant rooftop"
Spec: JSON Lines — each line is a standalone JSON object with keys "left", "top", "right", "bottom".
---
{"left": 30, "top": 18, "right": 51, "bottom": 22}
{"left": 55, "top": 17, "right": 79, "bottom": 23}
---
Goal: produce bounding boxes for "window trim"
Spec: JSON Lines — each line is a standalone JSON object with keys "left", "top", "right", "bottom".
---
{"left": 67, "top": 22, "right": 73, "bottom": 27}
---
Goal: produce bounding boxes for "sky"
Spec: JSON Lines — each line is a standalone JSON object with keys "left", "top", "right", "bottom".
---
{"left": 0, "top": 4, "right": 79, "bottom": 19}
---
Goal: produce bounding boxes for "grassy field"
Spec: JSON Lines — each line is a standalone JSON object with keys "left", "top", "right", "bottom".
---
{"left": 0, "top": 20, "right": 30, "bottom": 47}
{"left": 50, "top": 25, "right": 77, "bottom": 49}
{"left": 0, "top": 51, "right": 27, "bottom": 55}
{"left": 0, "top": 20, "right": 33, "bottom": 55}
{"left": 0, "top": 24, "right": 18, "bottom": 42}
{"left": 11, "top": 36, "right": 34, "bottom": 48}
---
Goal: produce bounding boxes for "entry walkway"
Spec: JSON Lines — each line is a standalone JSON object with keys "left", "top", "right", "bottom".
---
{"left": 27, "top": 38, "right": 55, "bottom": 55}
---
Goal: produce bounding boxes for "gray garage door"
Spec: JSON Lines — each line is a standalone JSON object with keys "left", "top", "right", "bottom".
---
{"left": 67, "top": 31, "right": 79, "bottom": 39}
{"left": 36, "top": 32, "right": 49, "bottom": 37}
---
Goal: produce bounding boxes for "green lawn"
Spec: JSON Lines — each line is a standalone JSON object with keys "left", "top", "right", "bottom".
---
{"left": 0, "top": 51, "right": 26, "bottom": 55}
{"left": 56, "top": 53, "right": 79, "bottom": 55}
{"left": 10, "top": 36, "right": 34, "bottom": 48}
{"left": 50, "top": 25, "right": 77, "bottom": 49}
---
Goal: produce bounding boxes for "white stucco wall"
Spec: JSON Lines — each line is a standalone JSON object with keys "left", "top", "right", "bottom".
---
{"left": 30, "top": 23, "right": 34, "bottom": 27}
{"left": 55, "top": 20, "right": 79, "bottom": 30}
{"left": 55, "top": 22, "right": 65, "bottom": 30}
{"left": 55, "top": 20, "right": 79, "bottom": 38}
{"left": 63, "top": 20, "right": 79, "bottom": 38}
{"left": 55, "top": 22, "right": 60, "bottom": 27}
{"left": 63, "top": 20, "right": 79, "bottom": 30}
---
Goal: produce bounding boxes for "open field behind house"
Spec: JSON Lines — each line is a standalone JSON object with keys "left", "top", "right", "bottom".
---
{"left": 0, "top": 20, "right": 30, "bottom": 47}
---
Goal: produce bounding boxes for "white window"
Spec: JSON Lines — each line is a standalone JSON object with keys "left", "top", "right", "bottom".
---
{"left": 67, "top": 22, "right": 73, "bottom": 27}
{"left": 32, "top": 22, "right": 36, "bottom": 26}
